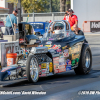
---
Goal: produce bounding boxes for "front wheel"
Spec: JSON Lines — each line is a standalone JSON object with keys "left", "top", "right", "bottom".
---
{"left": 26, "top": 55, "right": 39, "bottom": 82}
{"left": 74, "top": 44, "right": 92, "bottom": 75}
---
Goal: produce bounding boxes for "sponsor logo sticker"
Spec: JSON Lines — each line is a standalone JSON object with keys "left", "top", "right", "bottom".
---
{"left": 66, "top": 59, "right": 71, "bottom": 66}
{"left": 45, "top": 45, "right": 52, "bottom": 48}
{"left": 42, "top": 69, "right": 46, "bottom": 74}
{"left": 63, "top": 52, "right": 69, "bottom": 57}
{"left": 53, "top": 57, "right": 59, "bottom": 60}
{"left": 66, "top": 66, "right": 71, "bottom": 71}
{"left": 52, "top": 45, "right": 61, "bottom": 49}
{"left": 64, "top": 49, "right": 68, "bottom": 53}
{"left": 41, "top": 63, "right": 46, "bottom": 69}
{"left": 46, "top": 41, "right": 52, "bottom": 44}
{"left": 62, "top": 46, "right": 67, "bottom": 50}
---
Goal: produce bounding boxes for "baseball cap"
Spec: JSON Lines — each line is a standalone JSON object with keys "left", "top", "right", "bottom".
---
{"left": 67, "top": 9, "right": 74, "bottom": 13}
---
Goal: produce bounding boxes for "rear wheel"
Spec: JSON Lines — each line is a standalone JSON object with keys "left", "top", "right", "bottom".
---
{"left": 26, "top": 55, "right": 39, "bottom": 82}
{"left": 74, "top": 44, "right": 92, "bottom": 74}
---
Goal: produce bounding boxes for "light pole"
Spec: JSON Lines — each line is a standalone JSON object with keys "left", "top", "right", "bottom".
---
{"left": 50, "top": 0, "right": 52, "bottom": 12}
{"left": 18, "top": 0, "right": 21, "bottom": 23}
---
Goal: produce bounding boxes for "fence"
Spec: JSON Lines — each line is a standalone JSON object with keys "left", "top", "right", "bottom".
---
{"left": 0, "top": 12, "right": 65, "bottom": 23}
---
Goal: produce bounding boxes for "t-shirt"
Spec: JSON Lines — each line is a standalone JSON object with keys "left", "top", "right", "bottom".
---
{"left": 63, "top": 15, "right": 78, "bottom": 27}
{"left": 5, "top": 14, "right": 17, "bottom": 27}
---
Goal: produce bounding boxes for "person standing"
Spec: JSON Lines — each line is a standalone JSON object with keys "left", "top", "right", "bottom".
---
{"left": 5, "top": 10, "right": 18, "bottom": 35}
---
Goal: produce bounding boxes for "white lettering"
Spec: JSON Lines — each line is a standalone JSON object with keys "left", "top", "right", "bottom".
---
{"left": 91, "top": 22, "right": 100, "bottom": 28}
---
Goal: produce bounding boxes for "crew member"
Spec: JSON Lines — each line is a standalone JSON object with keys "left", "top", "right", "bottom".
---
{"left": 5, "top": 10, "right": 18, "bottom": 35}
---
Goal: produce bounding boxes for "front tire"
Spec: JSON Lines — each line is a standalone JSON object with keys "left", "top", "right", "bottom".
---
{"left": 26, "top": 55, "right": 39, "bottom": 82}
{"left": 74, "top": 44, "right": 92, "bottom": 74}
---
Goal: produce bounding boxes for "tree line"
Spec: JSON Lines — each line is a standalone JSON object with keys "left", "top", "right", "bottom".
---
{"left": 7, "top": 0, "right": 70, "bottom": 13}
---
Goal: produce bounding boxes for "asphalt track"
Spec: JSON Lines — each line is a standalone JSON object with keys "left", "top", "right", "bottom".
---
{"left": 0, "top": 34, "right": 100, "bottom": 100}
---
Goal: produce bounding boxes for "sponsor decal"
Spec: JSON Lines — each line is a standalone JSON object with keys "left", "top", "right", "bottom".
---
{"left": 66, "top": 32, "right": 70, "bottom": 37}
{"left": 39, "top": 65, "right": 41, "bottom": 70}
{"left": 39, "top": 65, "right": 41, "bottom": 74}
{"left": 72, "top": 59, "right": 76, "bottom": 66}
{"left": 54, "top": 65, "right": 59, "bottom": 69}
{"left": 38, "top": 45, "right": 43, "bottom": 47}
{"left": 66, "top": 66, "right": 71, "bottom": 71}
{"left": 53, "top": 57, "right": 59, "bottom": 60}
{"left": 72, "top": 54, "right": 80, "bottom": 60}
{"left": 41, "top": 63, "right": 46, "bottom": 69}
{"left": 64, "top": 49, "right": 68, "bottom": 53}
{"left": 59, "top": 52, "right": 63, "bottom": 57}
{"left": 69, "top": 45, "right": 81, "bottom": 54}
{"left": 46, "top": 63, "right": 49, "bottom": 73}
{"left": 46, "top": 41, "right": 52, "bottom": 44}
{"left": 49, "top": 49, "right": 55, "bottom": 53}
{"left": 76, "top": 58, "right": 79, "bottom": 65}
{"left": 59, "top": 62, "right": 65, "bottom": 65}
{"left": 59, "top": 58, "right": 65, "bottom": 62}
{"left": 54, "top": 69, "right": 59, "bottom": 73}
{"left": 53, "top": 60, "right": 59, "bottom": 64}
{"left": 45, "top": 45, "right": 52, "bottom": 48}
{"left": 63, "top": 52, "right": 69, "bottom": 57}
{"left": 59, "top": 68, "right": 66, "bottom": 73}
{"left": 59, "top": 58, "right": 65, "bottom": 65}
{"left": 59, "top": 52, "right": 63, "bottom": 54}
{"left": 59, "top": 65, "right": 66, "bottom": 73}
{"left": 66, "top": 59, "right": 71, "bottom": 66}
{"left": 60, "top": 56, "right": 64, "bottom": 58}
{"left": 52, "top": 45, "right": 61, "bottom": 49}
{"left": 42, "top": 69, "right": 47, "bottom": 74}
{"left": 56, "top": 49, "right": 61, "bottom": 52}
{"left": 62, "top": 46, "right": 67, "bottom": 50}
{"left": 53, "top": 54, "right": 59, "bottom": 57}
{"left": 59, "top": 65, "right": 66, "bottom": 69}
{"left": 39, "top": 74, "right": 46, "bottom": 77}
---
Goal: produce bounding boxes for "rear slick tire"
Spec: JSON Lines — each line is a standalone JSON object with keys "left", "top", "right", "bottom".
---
{"left": 74, "top": 44, "right": 92, "bottom": 75}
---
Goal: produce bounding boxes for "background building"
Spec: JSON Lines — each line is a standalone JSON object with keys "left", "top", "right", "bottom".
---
{"left": 71, "top": 0, "right": 100, "bottom": 30}
{"left": 0, "top": 0, "right": 14, "bottom": 13}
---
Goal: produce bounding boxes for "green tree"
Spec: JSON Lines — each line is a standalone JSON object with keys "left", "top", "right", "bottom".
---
{"left": 44, "top": 0, "right": 60, "bottom": 12}
{"left": 52, "top": 0, "right": 60, "bottom": 12}
{"left": 60, "top": 0, "right": 70, "bottom": 12}
{"left": 7, "top": 0, "right": 48, "bottom": 13}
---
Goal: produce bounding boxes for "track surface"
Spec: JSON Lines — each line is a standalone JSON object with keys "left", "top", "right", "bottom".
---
{"left": 0, "top": 35, "right": 100, "bottom": 100}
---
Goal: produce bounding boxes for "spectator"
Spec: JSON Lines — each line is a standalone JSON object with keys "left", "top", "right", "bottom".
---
{"left": 63, "top": 9, "right": 79, "bottom": 35}
{"left": 5, "top": 10, "right": 18, "bottom": 35}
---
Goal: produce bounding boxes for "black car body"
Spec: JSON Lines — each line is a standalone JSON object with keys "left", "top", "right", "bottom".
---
{"left": 0, "top": 20, "right": 92, "bottom": 83}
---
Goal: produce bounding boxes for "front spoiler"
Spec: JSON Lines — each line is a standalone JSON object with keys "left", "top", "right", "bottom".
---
{"left": 0, "top": 77, "right": 27, "bottom": 87}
